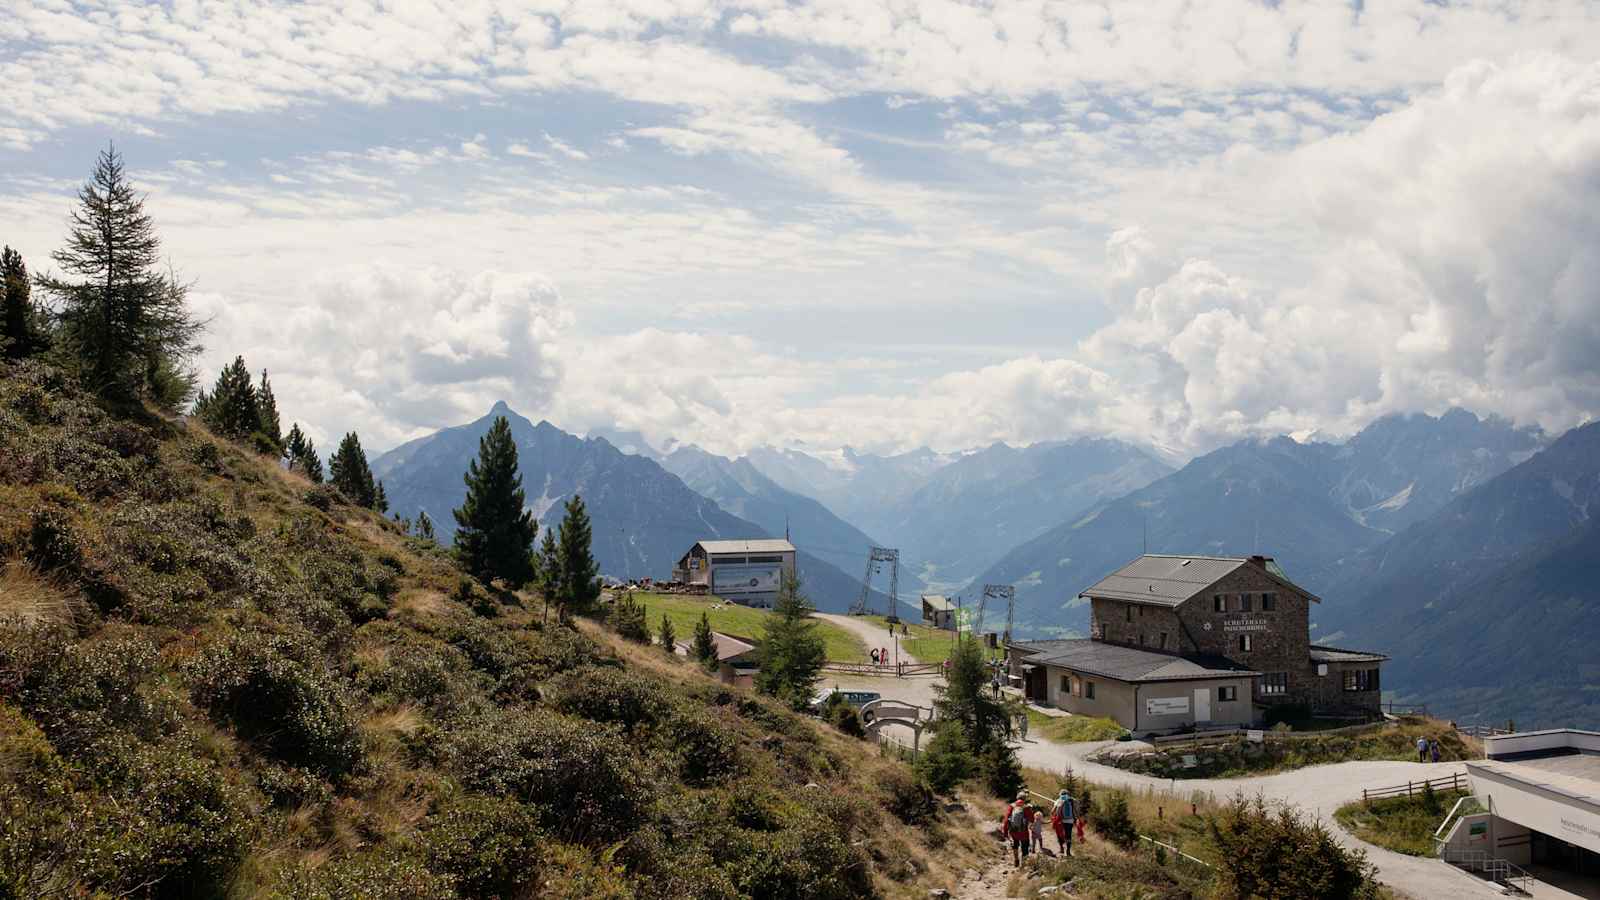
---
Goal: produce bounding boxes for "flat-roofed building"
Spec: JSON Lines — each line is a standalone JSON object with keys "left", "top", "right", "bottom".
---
{"left": 1441, "top": 729, "right": 1600, "bottom": 887}
{"left": 920, "top": 594, "right": 955, "bottom": 630}
{"left": 672, "top": 539, "right": 796, "bottom": 608}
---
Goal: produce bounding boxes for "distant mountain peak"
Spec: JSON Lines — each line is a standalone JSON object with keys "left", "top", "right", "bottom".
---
{"left": 490, "top": 399, "right": 512, "bottom": 414}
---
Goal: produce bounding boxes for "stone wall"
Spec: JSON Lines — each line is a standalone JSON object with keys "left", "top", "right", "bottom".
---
{"left": 1173, "top": 563, "right": 1314, "bottom": 708}
{"left": 1303, "top": 659, "right": 1383, "bottom": 716}
{"left": 1089, "top": 597, "right": 1184, "bottom": 651}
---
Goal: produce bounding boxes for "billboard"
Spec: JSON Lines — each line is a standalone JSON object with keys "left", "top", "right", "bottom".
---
{"left": 712, "top": 564, "right": 782, "bottom": 594}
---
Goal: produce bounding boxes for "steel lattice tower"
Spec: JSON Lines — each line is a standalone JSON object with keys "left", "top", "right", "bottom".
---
{"left": 981, "top": 584, "right": 1015, "bottom": 645}
{"left": 850, "top": 547, "right": 899, "bottom": 617}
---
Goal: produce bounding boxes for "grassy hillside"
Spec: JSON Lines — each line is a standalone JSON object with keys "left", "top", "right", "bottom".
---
{"left": 0, "top": 361, "right": 993, "bottom": 899}
{"left": 862, "top": 616, "right": 1003, "bottom": 664}
{"left": 630, "top": 591, "right": 869, "bottom": 662}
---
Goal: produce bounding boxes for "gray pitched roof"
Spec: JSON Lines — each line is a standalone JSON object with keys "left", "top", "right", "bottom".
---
{"left": 1027, "top": 639, "right": 1258, "bottom": 683}
{"left": 1078, "top": 554, "right": 1321, "bottom": 608}
{"left": 920, "top": 594, "right": 954, "bottom": 611}
{"left": 696, "top": 539, "right": 796, "bottom": 555}
{"left": 1309, "top": 645, "right": 1389, "bottom": 663}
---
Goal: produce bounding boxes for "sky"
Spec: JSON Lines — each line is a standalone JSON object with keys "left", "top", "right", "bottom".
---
{"left": 3, "top": 0, "right": 1600, "bottom": 460}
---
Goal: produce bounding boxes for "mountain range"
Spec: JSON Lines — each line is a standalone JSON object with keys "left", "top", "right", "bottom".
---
{"left": 370, "top": 403, "right": 882, "bottom": 613}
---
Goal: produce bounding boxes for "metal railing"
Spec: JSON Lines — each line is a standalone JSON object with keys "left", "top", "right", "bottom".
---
{"left": 1456, "top": 723, "right": 1514, "bottom": 739}
{"left": 1361, "top": 771, "right": 1467, "bottom": 804}
{"left": 1435, "top": 843, "right": 1533, "bottom": 894}
{"left": 1381, "top": 702, "right": 1429, "bottom": 717}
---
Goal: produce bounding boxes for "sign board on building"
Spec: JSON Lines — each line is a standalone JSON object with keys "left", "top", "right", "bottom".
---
{"left": 1246, "top": 730, "right": 1264, "bottom": 743}
{"left": 1181, "top": 754, "right": 1198, "bottom": 769}
{"left": 712, "top": 564, "right": 781, "bottom": 594}
{"left": 1146, "top": 696, "right": 1191, "bottom": 716}
{"left": 688, "top": 559, "right": 701, "bottom": 571}
{"left": 1223, "top": 617, "right": 1269, "bottom": 633}
{"left": 955, "top": 608, "right": 975, "bottom": 633}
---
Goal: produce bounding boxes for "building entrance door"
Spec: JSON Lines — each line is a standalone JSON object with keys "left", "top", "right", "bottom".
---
{"left": 1193, "top": 688, "right": 1211, "bottom": 723}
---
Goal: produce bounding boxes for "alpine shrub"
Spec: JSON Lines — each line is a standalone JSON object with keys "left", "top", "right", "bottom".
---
{"left": 415, "top": 795, "right": 543, "bottom": 899}
{"left": 916, "top": 720, "right": 975, "bottom": 794}
{"left": 1090, "top": 790, "right": 1138, "bottom": 850}
{"left": 1208, "top": 795, "right": 1381, "bottom": 900}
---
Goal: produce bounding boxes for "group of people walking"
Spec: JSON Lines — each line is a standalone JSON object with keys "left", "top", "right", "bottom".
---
{"left": 999, "top": 789, "right": 1081, "bottom": 865}
{"left": 1417, "top": 735, "right": 1443, "bottom": 763}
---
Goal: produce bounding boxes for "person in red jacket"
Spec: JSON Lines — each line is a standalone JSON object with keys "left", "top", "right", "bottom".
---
{"left": 1001, "top": 792, "right": 1031, "bottom": 865}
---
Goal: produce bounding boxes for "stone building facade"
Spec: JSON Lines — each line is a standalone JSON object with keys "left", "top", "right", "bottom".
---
{"left": 1071, "top": 554, "right": 1387, "bottom": 719}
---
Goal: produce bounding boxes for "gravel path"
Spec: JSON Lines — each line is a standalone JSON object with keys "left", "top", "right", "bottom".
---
{"left": 815, "top": 612, "right": 919, "bottom": 664}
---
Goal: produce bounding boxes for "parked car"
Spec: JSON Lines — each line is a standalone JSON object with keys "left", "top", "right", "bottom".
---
{"left": 810, "top": 688, "right": 883, "bottom": 722}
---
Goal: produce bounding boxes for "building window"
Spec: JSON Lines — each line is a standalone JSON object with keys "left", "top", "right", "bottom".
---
{"left": 1138, "top": 605, "right": 1145, "bottom": 617}
{"left": 1158, "top": 632, "right": 1169, "bottom": 649}
{"left": 1343, "top": 668, "right": 1380, "bottom": 692}
{"left": 1060, "top": 674, "right": 1070, "bottom": 695}
{"left": 1138, "top": 633, "right": 1146, "bottom": 646}
{"left": 1240, "top": 593, "right": 1253, "bottom": 612}
{"left": 1261, "top": 592, "right": 1277, "bottom": 611}
{"left": 1260, "top": 672, "right": 1289, "bottom": 695}
{"left": 1239, "top": 634, "right": 1252, "bottom": 652}
{"left": 1213, "top": 594, "right": 1225, "bottom": 612}
{"left": 1084, "top": 681, "right": 1095, "bottom": 700}
{"left": 1125, "top": 604, "right": 1133, "bottom": 623}
{"left": 1218, "top": 686, "right": 1237, "bottom": 702}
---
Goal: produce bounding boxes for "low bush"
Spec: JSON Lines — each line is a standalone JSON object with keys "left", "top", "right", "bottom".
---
{"left": 662, "top": 707, "right": 742, "bottom": 785}
{"left": 415, "top": 795, "right": 543, "bottom": 898}
{"left": 0, "top": 625, "right": 173, "bottom": 754}
{"left": 188, "top": 632, "right": 364, "bottom": 778}
{"left": 823, "top": 694, "right": 865, "bottom": 738}
{"left": 549, "top": 667, "right": 670, "bottom": 733}
{"left": 1209, "top": 795, "right": 1381, "bottom": 899}
{"left": 268, "top": 850, "right": 458, "bottom": 900}
{"left": 1090, "top": 790, "right": 1138, "bottom": 850}
{"left": 878, "top": 767, "right": 937, "bottom": 825}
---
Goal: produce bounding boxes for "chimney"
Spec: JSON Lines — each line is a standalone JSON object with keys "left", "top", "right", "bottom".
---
{"left": 1248, "top": 555, "right": 1269, "bottom": 568}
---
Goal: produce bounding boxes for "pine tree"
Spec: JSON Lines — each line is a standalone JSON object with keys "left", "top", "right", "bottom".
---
{"left": 692, "top": 611, "right": 717, "bottom": 668}
{"left": 257, "top": 369, "right": 282, "bottom": 452}
{"left": 555, "top": 494, "right": 600, "bottom": 618}
{"left": 658, "top": 613, "right": 677, "bottom": 653}
{"left": 285, "top": 423, "right": 307, "bottom": 462}
{"left": 2, "top": 246, "right": 40, "bottom": 359}
{"left": 537, "top": 527, "right": 560, "bottom": 624}
{"left": 329, "top": 432, "right": 377, "bottom": 508}
{"left": 195, "top": 356, "right": 258, "bottom": 440}
{"left": 35, "top": 144, "right": 201, "bottom": 405}
{"left": 415, "top": 510, "right": 436, "bottom": 543}
{"left": 374, "top": 480, "right": 389, "bottom": 515}
{"left": 451, "top": 416, "right": 537, "bottom": 588}
{"left": 934, "top": 633, "right": 1013, "bottom": 752}
{"left": 755, "top": 571, "right": 826, "bottom": 709}
{"left": 299, "top": 436, "right": 324, "bottom": 483}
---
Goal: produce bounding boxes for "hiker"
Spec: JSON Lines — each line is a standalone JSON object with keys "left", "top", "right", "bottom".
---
{"left": 1429, "top": 738, "right": 1441, "bottom": 763}
{"left": 1001, "top": 792, "right": 1031, "bottom": 865}
{"left": 1017, "top": 711, "right": 1029, "bottom": 742}
{"left": 1030, "top": 806, "right": 1047, "bottom": 855}
{"left": 1050, "top": 789, "right": 1075, "bottom": 856}
{"left": 870, "top": 647, "right": 880, "bottom": 665}
{"left": 880, "top": 646, "right": 888, "bottom": 666}
{"left": 1417, "top": 735, "right": 1429, "bottom": 762}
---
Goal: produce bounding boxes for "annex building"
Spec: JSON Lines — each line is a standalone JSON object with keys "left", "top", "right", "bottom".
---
{"left": 1007, "top": 554, "right": 1388, "bottom": 735}
{"left": 1442, "top": 729, "right": 1600, "bottom": 887}
{"left": 672, "top": 539, "right": 796, "bottom": 608}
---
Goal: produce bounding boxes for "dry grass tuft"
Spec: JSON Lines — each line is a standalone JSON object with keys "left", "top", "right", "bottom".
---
{"left": 395, "top": 588, "right": 451, "bottom": 618}
{"left": 0, "top": 561, "right": 78, "bottom": 626}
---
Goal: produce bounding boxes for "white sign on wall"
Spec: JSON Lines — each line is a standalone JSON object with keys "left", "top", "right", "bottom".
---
{"left": 712, "top": 564, "right": 781, "bottom": 593}
{"left": 1146, "top": 696, "right": 1191, "bottom": 716}
{"left": 1223, "top": 618, "right": 1269, "bottom": 633}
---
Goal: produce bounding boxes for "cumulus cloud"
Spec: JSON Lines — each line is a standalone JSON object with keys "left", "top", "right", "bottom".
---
{"left": 189, "top": 265, "right": 568, "bottom": 450}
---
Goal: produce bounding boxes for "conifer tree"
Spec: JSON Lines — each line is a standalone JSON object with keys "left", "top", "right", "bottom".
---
{"left": 658, "top": 613, "right": 677, "bottom": 653}
{"left": 35, "top": 144, "right": 201, "bottom": 405}
{"left": 329, "top": 432, "right": 377, "bottom": 508}
{"left": 755, "top": 572, "right": 826, "bottom": 709}
{"left": 299, "top": 436, "right": 324, "bottom": 483}
{"left": 555, "top": 494, "right": 600, "bottom": 617}
{"left": 2, "top": 246, "right": 40, "bottom": 359}
{"left": 257, "top": 369, "right": 282, "bottom": 452}
{"left": 285, "top": 423, "right": 307, "bottom": 462}
{"left": 415, "top": 510, "right": 436, "bottom": 543}
{"left": 536, "top": 527, "right": 560, "bottom": 624}
{"left": 933, "top": 634, "right": 1012, "bottom": 752}
{"left": 195, "top": 356, "right": 258, "bottom": 440}
{"left": 452, "top": 416, "right": 537, "bottom": 588}
{"left": 374, "top": 480, "right": 389, "bottom": 515}
{"left": 692, "top": 612, "right": 717, "bottom": 668}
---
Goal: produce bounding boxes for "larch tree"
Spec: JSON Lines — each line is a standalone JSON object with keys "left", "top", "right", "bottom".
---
{"left": 755, "top": 571, "right": 826, "bottom": 709}
{"left": 2, "top": 245, "right": 40, "bottom": 359}
{"left": 451, "top": 416, "right": 537, "bottom": 588}
{"left": 35, "top": 144, "right": 201, "bottom": 406}
{"left": 415, "top": 510, "right": 436, "bottom": 543}
{"left": 555, "top": 494, "right": 600, "bottom": 618}
{"left": 328, "top": 432, "right": 377, "bottom": 508}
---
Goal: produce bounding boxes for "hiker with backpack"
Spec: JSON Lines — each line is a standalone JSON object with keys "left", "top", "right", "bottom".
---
{"left": 1001, "top": 792, "right": 1031, "bottom": 865}
{"left": 1050, "top": 789, "right": 1075, "bottom": 856}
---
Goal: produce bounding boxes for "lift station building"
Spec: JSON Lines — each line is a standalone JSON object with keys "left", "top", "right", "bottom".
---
{"left": 673, "top": 539, "right": 796, "bottom": 608}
